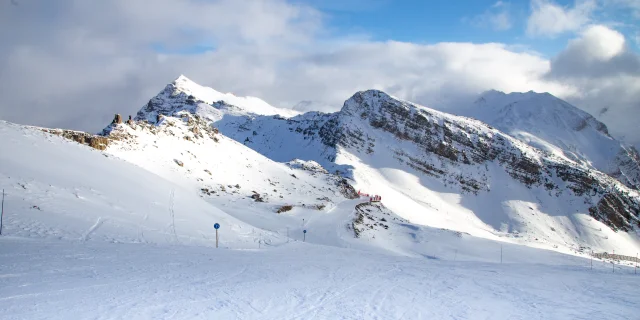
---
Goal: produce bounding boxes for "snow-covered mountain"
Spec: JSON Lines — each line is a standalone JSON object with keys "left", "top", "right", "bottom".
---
{"left": 461, "top": 90, "right": 640, "bottom": 191}
{"left": 135, "top": 75, "right": 301, "bottom": 122}
{"left": 2, "top": 75, "right": 639, "bottom": 319}
{"left": 119, "top": 75, "right": 640, "bottom": 255}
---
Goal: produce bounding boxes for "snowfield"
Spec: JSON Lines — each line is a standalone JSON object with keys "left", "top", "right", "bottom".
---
{"left": 1, "top": 75, "right": 640, "bottom": 319}
{"left": 1, "top": 238, "right": 638, "bottom": 320}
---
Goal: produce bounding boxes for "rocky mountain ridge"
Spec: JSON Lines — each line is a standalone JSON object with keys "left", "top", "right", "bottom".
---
{"left": 123, "top": 76, "right": 639, "bottom": 236}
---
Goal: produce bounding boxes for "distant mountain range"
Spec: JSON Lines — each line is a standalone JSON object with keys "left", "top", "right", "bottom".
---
{"left": 3, "top": 74, "right": 638, "bottom": 256}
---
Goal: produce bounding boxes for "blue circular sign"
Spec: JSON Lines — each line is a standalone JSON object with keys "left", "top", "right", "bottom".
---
{"left": 214, "top": 223, "right": 220, "bottom": 229}
{"left": 303, "top": 229, "right": 307, "bottom": 233}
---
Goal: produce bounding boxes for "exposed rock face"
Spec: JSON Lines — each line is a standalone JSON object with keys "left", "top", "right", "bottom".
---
{"left": 612, "top": 146, "right": 640, "bottom": 191}
{"left": 589, "top": 193, "right": 640, "bottom": 232}
{"left": 42, "top": 129, "right": 110, "bottom": 151}
{"left": 318, "top": 90, "right": 639, "bottom": 231}
{"left": 336, "top": 178, "right": 359, "bottom": 199}
{"left": 351, "top": 202, "right": 408, "bottom": 238}
{"left": 113, "top": 114, "right": 122, "bottom": 124}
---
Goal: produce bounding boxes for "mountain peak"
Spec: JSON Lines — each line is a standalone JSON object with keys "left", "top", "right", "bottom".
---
{"left": 131, "top": 75, "right": 300, "bottom": 125}
{"left": 171, "top": 74, "right": 208, "bottom": 94}
{"left": 174, "top": 74, "right": 192, "bottom": 83}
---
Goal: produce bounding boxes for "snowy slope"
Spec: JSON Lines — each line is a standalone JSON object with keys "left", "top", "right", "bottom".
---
{"left": 0, "top": 121, "right": 269, "bottom": 248}
{"left": 463, "top": 90, "right": 640, "bottom": 190}
{"left": 2, "top": 237, "right": 638, "bottom": 320}
{"left": 140, "top": 82, "right": 640, "bottom": 256}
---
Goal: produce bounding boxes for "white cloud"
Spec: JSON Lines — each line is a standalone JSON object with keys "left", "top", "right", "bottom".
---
{"left": 469, "top": 1, "right": 513, "bottom": 31}
{"left": 0, "top": 1, "right": 638, "bottom": 145}
{"left": 569, "top": 25, "right": 626, "bottom": 60}
{"left": 527, "top": 0, "right": 597, "bottom": 37}
{"left": 546, "top": 25, "right": 640, "bottom": 144}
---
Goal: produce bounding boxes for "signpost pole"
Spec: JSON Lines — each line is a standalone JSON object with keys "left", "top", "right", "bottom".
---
{"left": 303, "top": 229, "right": 307, "bottom": 242}
{"left": 0, "top": 189, "right": 4, "bottom": 236}
{"left": 214, "top": 223, "right": 220, "bottom": 248}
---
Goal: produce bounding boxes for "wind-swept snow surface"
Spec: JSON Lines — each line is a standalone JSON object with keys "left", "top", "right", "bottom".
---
{"left": 1, "top": 238, "right": 638, "bottom": 320}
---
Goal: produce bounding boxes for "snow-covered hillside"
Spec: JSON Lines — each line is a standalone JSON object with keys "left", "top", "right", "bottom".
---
{"left": 126, "top": 76, "right": 640, "bottom": 257}
{"left": 0, "top": 121, "right": 265, "bottom": 247}
{"left": 1, "top": 77, "right": 640, "bottom": 319}
{"left": 463, "top": 90, "right": 640, "bottom": 191}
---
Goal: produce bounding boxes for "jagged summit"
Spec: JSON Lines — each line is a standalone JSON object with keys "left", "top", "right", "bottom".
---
{"left": 134, "top": 75, "right": 300, "bottom": 124}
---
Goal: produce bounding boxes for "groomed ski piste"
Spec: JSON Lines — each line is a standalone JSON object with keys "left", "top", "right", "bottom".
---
{"left": 1, "top": 76, "right": 639, "bottom": 319}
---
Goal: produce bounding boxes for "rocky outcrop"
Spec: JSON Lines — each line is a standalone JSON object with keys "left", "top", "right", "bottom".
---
{"left": 351, "top": 202, "right": 408, "bottom": 238}
{"left": 589, "top": 192, "right": 640, "bottom": 232}
{"left": 336, "top": 178, "right": 359, "bottom": 199}
{"left": 42, "top": 129, "right": 110, "bottom": 151}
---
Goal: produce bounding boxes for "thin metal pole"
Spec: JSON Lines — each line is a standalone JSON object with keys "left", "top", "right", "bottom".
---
{"left": 500, "top": 245, "right": 503, "bottom": 264}
{"left": 0, "top": 189, "right": 4, "bottom": 236}
{"left": 590, "top": 251, "right": 592, "bottom": 270}
{"left": 636, "top": 253, "right": 637, "bottom": 275}
{"left": 216, "top": 229, "right": 218, "bottom": 248}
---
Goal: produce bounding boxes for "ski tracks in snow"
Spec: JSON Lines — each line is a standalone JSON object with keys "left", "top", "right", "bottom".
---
{"left": 285, "top": 265, "right": 400, "bottom": 320}
{"left": 81, "top": 217, "right": 105, "bottom": 241}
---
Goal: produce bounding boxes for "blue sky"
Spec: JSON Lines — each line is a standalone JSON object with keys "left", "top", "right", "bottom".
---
{"left": 151, "top": 0, "right": 639, "bottom": 58}
{"left": 290, "top": 0, "right": 638, "bottom": 57}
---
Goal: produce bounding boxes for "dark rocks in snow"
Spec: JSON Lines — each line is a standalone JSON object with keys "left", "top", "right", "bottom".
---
{"left": 250, "top": 192, "right": 265, "bottom": 202}
{"left": 589, "top": 192, "right": 640, "bottom": 232}
{"left": 336, "top": 178, "right": 359, "bottom": 199}
{"left": 276, "top": 205, "right": 293, "bottom": 213}
{"left": 200, "top": 187, "right": 216, "bottom": 196}
{"left": 42, "top": 129, "right": 110, "bottom": 151}
{"left": 351, "top": 202, "right": 403, "bottom": 238}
